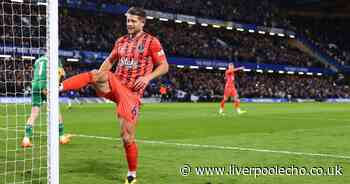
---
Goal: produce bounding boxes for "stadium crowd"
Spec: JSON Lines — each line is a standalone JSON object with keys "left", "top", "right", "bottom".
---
{"left": 1, "top": 1, "right": 349, "bottom": 102}
{"left": 0, "top": 58, "right": 33, "bottom": 97}
{"left": 59, "top": 11, "right": 321, "bottom": 68}
{"left": 1, "top": 61, "right": 348, "bottom": 101}
{"left": 2, "top": 0, "right": 349, "bottom": 69}
{"left": 0, "top": 2, "right": 46, "bottom": 48}
{"left": 60, "top": 0, "right": 350, "bottom": 68}
{"left": 92, "top": 0, "right": 291, "bottom": 28}
{"left": 1, "top": 2, "right": 338, "bottom": 69}
{"left": 291, "top": 17, "right": 350, "bottom": 66}
{"left": 149, "top": 67, "right": 349, "bottom": 101}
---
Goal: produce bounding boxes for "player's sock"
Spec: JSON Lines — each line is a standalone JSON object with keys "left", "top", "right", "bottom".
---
{"left": 124, "top": 142, "right": 138, "bottom": 176}
{"left": 220, "top": 99, "right": 225, "bottom": 109}
{"left": 25, "top": 124, "right": 33, "bottom": 138}
{"left": 61, "top": 72, "right": 93, "bottom": 91}
{"left": 234, "top": 100, "right": 240, "bottom": 112}
{"left": 59, "top": 123, "right": 64, "bottom": 138}
{"left": 127, "top": 171, "right": 136, "bottom": 178}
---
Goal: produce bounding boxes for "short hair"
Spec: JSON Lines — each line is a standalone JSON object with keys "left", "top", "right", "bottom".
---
{"left": 126, "top": 7, "right": 146, "bottom": 19}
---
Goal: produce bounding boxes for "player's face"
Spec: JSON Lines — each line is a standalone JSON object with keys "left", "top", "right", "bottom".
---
{"left": 126, "top": 14, "right": 145, "bottom": 35}
{"left": 228, "top": 64, "right": 234, "bottom": 70}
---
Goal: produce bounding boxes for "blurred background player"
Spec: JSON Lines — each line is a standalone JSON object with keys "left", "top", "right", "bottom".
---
{"left": 219, "top": 63, "right": 246, "bottom": 115}
{"left": 159, "top": 84, "right": 168, "bottom": 102}
{"left": 66, "top": 90, "right": 74, "bottom": 109}
{"left": 59, "top": 7, "right": 169, "bottom": 184}
{"left": 66, "top": 90, "right": 81, "bottom": 110}
{"left": 21, "top": 56, "right": 72, "bottom": 148}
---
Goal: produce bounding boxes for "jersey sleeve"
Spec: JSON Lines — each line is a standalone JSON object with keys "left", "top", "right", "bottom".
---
{"left": 149, "top": 37, "right": 167, "bottom": 65}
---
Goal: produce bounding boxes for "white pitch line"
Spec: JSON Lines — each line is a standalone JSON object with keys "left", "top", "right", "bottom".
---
{"left": 1, "top": 127, "right": 350, "bottom": 160}
{"left": 253, "top": 116, "right": 350, "bottom": 122}
{"left": 71, "top": 133, "right": 350, "bottom": 160}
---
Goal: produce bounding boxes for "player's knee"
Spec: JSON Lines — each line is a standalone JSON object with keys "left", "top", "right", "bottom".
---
{"left": 59, "top": 115, "right": 63, "bottom": 123}
{"left": 90, "top": 70, "right": 108, "bottom": 83}
{"left": 120, "top": 131, "right": 128, "bottom": 142}
{"left": 28, "top": 110, "right": 39, "bottom": 122}
{"left": 122, "top": 133, "right": 134, "bottom": 145}
{"left": 31, "top": 107, "right": 40, "bottom": 117}
{"left": 90, "top": 69, "right": 98, "bottom": 76}
{"left": 120, "top": 130, "right": 126, "bottom": 138}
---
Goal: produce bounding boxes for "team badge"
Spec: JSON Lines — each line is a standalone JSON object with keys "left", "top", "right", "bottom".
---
{"left": 137, "top": 43, "right": 145, "bottom": 54}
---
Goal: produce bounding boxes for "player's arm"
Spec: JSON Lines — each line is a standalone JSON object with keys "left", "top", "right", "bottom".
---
{"left": 145, "top": 58, "right": 169, "bottom": 81}
{"left": 147, "top": 38, "right": 169, "bottom": 80}
{"left": 99, "top": 55, "right": 114, "bottom": 72}
{"left": 58, "top": 59, "right": 66, "bottom": 78}
{"left": 58, "top": 68, "right": 65, "bottom": 77}
{"left": 99, "top": 42, "right": 119, "bottom": 72}
{"left": 233, "top": 66, "right": 245, "bottom": 72}
{"left": 134, "top": 38, "right": 169, "bottom": 90}
{"left": 58, "top": 68, "right": 66, "bottom": 80}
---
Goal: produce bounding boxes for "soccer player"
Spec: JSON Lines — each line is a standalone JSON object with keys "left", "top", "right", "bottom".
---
{"left": 59, "top": 7, "right": 169, "bottom": 184}
{"left": 66, "top": 90, "right": 80, "bottom": 110}
{"left": 21, "top": 56, "right": 72, "bottom": 148}
{"left": 219, "top": 63, "right": 246, "bottom": 115}
{"left": 159, "top": 85, "right": 168, "bottom": 102}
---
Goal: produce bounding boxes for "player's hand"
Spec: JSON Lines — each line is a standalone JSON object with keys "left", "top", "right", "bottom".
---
{"left": 134, "top": 76, "right": 151, "bottom": 90}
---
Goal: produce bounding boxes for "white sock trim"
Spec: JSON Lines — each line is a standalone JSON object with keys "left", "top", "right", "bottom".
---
{"left": 127, "top": 171, "right": 136, "bottom": 178}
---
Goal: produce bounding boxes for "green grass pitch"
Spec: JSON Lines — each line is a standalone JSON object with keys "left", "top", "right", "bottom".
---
{"left": 1, "top": 103, "right": 350, "bottom": 184}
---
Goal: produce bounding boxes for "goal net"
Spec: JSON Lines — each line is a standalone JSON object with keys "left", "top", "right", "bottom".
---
{"left": 0, "top": 0, "right": 59, "bottom": 183}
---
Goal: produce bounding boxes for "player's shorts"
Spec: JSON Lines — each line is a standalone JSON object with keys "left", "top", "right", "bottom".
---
{"left": 31, "top": 81, "right": 47, "bottom": 107}
{"left": 224, "top": 87, "right": 238, "bottom": 98}
{"left": 96, "top": 72, "right": 141, "bottom": 124}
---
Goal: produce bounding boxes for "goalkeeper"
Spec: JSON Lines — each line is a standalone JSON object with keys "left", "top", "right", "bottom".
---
{"left": 21, "top": 56, "right": 71, "bottom": 148}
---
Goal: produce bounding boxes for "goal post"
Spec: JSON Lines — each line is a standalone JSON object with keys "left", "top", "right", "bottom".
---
{"left": 47, "top": 0, "right": 59, "bottom": 183}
